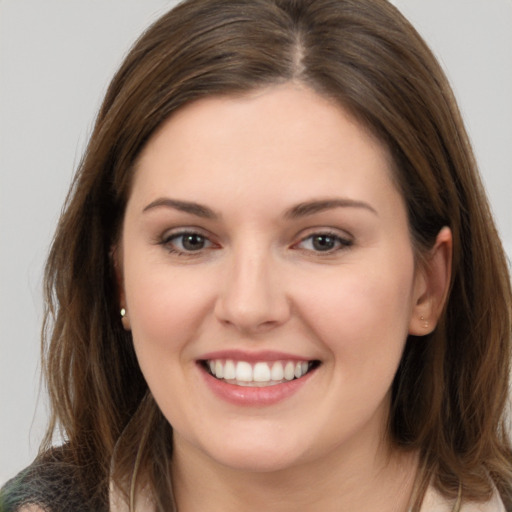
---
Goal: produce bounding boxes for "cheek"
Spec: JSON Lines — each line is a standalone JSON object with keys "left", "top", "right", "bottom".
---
{"left": 296, "top": 257, "right": 416, "bottom": 365}
{"left": 123, "top": 257, "right": 215, "bottom": 356}
{"left": 123, "top": 262, "right": 217, "bottom": 419}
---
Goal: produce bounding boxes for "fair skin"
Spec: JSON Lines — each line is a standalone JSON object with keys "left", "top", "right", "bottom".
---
{"left": 116, "top": 83, "right": 452, "bottom": 512}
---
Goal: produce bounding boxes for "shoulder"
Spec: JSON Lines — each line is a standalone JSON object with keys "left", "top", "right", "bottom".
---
{"left": 420, "top": 484, "right": 506, "bottom": 512}
{"left": 0, "top": 448, "right": 98, "bottom": 512}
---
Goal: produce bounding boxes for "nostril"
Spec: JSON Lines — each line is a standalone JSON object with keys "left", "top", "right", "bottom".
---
{"left": 213, "top": 267, "right": 291, "bottom": 332}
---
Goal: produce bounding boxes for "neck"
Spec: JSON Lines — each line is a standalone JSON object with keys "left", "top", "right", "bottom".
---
{"left": 170, "top": 433, "right": 419, "bottom": 512}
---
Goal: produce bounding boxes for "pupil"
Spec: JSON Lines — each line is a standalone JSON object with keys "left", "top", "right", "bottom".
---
{"left": 313, "top": 235, "right": 335, "bottom": 251}
{"left": 183, "top": 234, "right": 204, "bottom": 251}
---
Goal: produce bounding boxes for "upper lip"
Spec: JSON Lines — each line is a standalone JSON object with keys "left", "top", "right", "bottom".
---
{"left": 198, "top": 349, "right": 317, "bottom": 363}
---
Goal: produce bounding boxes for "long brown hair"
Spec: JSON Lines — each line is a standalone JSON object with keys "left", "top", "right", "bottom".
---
{"left": 41, "top": 0, "right": 512, "bottom": 509}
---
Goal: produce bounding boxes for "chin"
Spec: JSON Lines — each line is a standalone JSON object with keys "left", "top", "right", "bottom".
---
{"left": 183, "top": 425, "right": 311, "bottom": 474}
{"left": 209, "top": 444, "right": 306, "bottom": 474}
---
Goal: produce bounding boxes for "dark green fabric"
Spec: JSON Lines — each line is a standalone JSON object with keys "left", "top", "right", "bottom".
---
{"left": 0, "top": 449, "right": 106, "bottom": 512}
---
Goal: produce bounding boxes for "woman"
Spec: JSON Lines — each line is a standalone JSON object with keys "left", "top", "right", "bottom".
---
{"left": 1, "top": 0, "right": 511, "bottom": 511}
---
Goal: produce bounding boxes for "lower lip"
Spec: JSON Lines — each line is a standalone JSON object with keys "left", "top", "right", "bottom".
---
{"left": 199, "top": 364, "right": 316, "bottom": 406}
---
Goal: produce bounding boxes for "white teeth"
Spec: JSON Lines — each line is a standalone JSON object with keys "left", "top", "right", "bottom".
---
{"left": 215, "top": 360, "right": 224, "bottom": 379}
{"left": 253, "top": 362, "right": 271, "bottom": 382}
{"left": 207, "top": 359, "right": 313, "bottom": 385}
{"left": 235, "top": 361, "right": 253, "bottom": 382}
{"left": 224, "top": 359, "right": 236, "bottom": 380}
{"left": 271, "top": 361, "right": 284, "bottom": 381}
{"left": 284, "top": 361, "right": 295, "bottom": 381}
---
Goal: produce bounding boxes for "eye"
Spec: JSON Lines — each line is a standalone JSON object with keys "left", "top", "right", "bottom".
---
{"left": 160, "top": 231, "right": 214, "bottom": 254}
{"left": 295, "top": 232, "right": 352, "bottom": 253}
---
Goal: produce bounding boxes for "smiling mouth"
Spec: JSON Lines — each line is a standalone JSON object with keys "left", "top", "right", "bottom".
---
{"left": 200, "top": 359, "right": 321, "bottom": 387}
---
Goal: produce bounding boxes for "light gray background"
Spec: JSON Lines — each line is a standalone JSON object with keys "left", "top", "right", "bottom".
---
{"left": 1, "top": 0, "right": 511, "bottom": 484}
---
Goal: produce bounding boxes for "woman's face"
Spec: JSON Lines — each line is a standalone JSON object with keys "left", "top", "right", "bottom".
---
{"left": 119, "top": 84, "right": 428, "bottom": 473}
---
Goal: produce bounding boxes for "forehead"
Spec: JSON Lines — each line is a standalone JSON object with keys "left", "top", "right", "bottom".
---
{"left": 130, "top": 84, "right": 400, "bottom": 217}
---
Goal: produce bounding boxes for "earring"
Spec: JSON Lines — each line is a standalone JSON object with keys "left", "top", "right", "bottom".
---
{"left": 120, "top": 307, "right": 131, "bottom": 331}
{"left": 420, "top": 315, "right": 429, "bottom": 329}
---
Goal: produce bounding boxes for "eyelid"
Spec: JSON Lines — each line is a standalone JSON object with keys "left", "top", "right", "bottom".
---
{"left": 155, "top": 226, "right": 353, "bottom": 256}
{"left": 292, "top": 228, "right": 353, "bottom": 254}
{"left": 157, "top": 227, "right": 219, "bottom": 254}
{"left": 160, "top": 228, "right": 209, "bottom": 242}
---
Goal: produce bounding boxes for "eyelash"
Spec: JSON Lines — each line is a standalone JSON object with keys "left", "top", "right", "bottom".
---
{"left": 293, "top": 231, "right": 353, "bottom": 254}
{"left": 157, "top": 229, "right": 353, "bottom": 256}
{"left": 158, "top": 230, "right": 215, "bottom": 255}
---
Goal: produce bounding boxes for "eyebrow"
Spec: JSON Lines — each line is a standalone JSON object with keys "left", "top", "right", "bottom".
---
{"left": 143, "top": 198, "right": 218, "bottom": 219}
{"left": 142, "top": 197, "right": 377, "bottom": 219}
{"left": 284, "top": 198, "right": 378, "bottom": 218}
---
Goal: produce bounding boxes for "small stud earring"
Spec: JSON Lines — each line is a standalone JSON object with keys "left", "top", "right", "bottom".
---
{"left": 120, "top": 308, "right": 126, "bottom": 318}
{"left": 420, "top": 315, "right": 429, "bottom": 329}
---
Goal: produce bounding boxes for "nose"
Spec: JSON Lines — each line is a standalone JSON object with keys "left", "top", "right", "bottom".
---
{"left": 214, "top": 247, "right": 291, "bottom": 334}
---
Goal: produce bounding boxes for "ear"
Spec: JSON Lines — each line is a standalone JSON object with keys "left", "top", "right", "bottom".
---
{"left": 111, "top": 244, "right": 131, "bottom": 331}
{"left": 409, "top": 227, "right": 452, "bottom": 335}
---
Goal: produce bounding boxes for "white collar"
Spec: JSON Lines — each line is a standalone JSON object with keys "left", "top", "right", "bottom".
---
{"left": 419, "top": 484, "right": 505, "bottom": 512}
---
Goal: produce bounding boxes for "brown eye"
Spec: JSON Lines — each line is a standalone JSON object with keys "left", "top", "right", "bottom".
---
{"left": 181, "top": 233, "right": 206, "bottom": 251}
{"left": 311, "top": 235, "right": 337, "bottom": 251}
{"left": 296, "top": 232, "right": 352, "bottom": 253}
{"left": 161, "top": 231, "right": 213, "bottom": 254}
